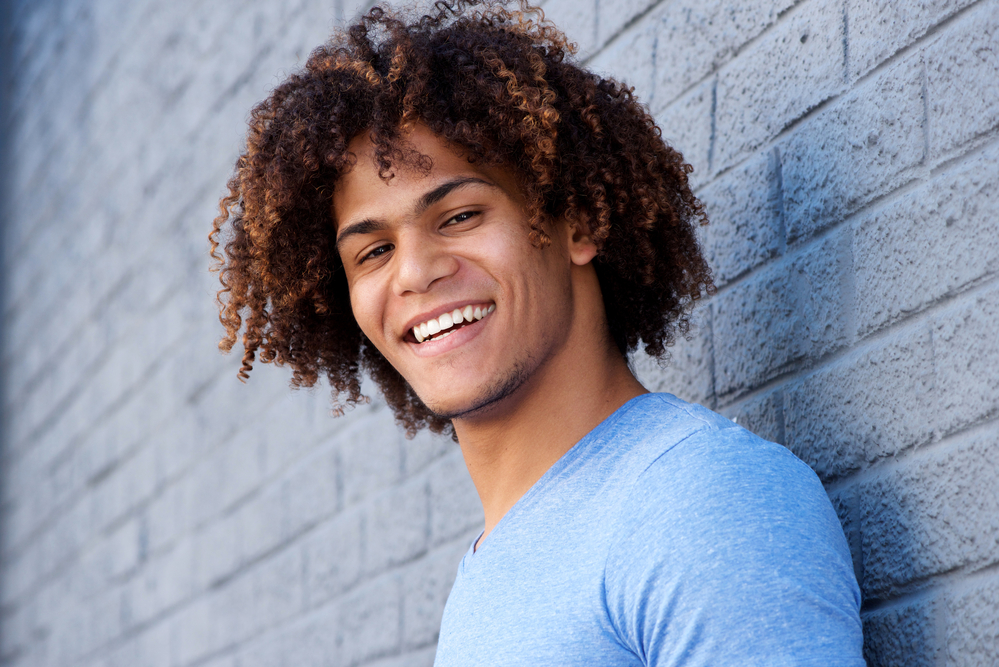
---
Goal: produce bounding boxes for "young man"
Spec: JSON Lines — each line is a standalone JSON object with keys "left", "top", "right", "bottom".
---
{"left": 211, "top": 1, "right": 865, "bottom": 663}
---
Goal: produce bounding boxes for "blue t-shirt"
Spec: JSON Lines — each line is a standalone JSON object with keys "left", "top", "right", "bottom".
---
{"left": 434, "top": 393, "right": 864, "bottom": 666}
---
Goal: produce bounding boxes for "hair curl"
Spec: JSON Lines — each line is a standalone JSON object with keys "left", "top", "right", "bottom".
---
{"left": 209, "top": 0, "right": 714, "bottom": 436}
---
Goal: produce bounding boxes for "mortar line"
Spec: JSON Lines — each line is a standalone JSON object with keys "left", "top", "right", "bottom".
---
{"left": 708, "top": 130, "right": 999, "bottom": 300}
{"left": 714, "top": 272, "right": 999, "bottom": 412}
{"left": 823, "top": 413, "right": 999, "bottom": 497}
{"left": 861, "top": 557, "right": 999, "bottom": 615}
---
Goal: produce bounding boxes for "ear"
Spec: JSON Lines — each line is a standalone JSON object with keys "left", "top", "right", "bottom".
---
{"left": 564, "top": 216, "right": 599, "bottom": 266}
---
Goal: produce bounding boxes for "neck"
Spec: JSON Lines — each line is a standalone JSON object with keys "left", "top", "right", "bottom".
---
{"left": 453, "top": 333, "right": 646, "bottom": 550}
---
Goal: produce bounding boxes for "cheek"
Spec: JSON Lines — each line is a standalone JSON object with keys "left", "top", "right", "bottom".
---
{"left": 348, "top": 279, "right": 387, "bottom": 342}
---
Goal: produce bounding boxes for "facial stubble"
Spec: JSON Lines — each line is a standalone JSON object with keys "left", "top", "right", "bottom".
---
{"left": 421, "top": 353, "right": 540, "bottom": 422}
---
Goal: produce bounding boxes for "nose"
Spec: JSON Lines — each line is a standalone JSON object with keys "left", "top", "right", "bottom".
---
{"left": 392, "top": 232, "right": 460, "bottom": 295}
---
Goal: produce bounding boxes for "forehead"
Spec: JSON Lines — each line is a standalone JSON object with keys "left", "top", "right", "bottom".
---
{"left": 332, "top": 125, "right": 521, "bottom": 229}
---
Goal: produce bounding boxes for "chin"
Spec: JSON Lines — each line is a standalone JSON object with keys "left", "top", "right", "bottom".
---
{"left": 420, "top": 356, "right": 535, "bottom": 422}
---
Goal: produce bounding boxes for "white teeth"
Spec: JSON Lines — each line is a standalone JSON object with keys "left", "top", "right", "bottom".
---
{"left": 428, "top": 329, "right": 454, "bottom": 342}
{"left": 412, "top": 303, "right": 495, "bottom": 343}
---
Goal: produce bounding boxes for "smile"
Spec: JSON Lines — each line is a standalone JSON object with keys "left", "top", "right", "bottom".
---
{"left": 413, "top": 303, "right": 495, "bottom": 343}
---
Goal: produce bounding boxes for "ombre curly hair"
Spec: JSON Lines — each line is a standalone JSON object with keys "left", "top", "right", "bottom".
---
{"left": 210, "top": 0, "right": 714, "bottom": 435}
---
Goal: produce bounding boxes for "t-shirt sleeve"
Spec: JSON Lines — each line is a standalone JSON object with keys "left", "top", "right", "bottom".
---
{"left": 602, "top": 426, "right": 864, "bottom": 667}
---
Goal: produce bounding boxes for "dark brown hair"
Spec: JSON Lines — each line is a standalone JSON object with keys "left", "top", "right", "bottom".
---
{"left": 209, "top": 0, "right": 714, "bottom": 435}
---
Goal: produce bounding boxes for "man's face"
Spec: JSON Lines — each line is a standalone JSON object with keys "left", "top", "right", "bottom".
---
{"left": 334, "top": 125, "right": 583, "bottom": 420}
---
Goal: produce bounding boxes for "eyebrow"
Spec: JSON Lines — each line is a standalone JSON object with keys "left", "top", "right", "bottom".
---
{"left": 335, "top": 218, "right": 386, "bottom": 251}
{"left": 416, "top": 176, "right": 494, "bottom": 213}
{"left": 335, "top": 176, "right": 497, "bottom": 251}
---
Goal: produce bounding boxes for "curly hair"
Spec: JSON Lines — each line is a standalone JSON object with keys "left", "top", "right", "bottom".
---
{"left": 209, "top": 0, "right": 714, "bottom": 436}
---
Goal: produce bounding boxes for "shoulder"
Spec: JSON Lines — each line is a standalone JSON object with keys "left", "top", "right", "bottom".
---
{"left": 593, "top": 393, "right": 748, "bottom": 470}
{"left": 608, "top": 395, "right": 848, "bottom": 570}
{"left": 609, "top": 407, "right": 843, "bottom": 574}
{"left": 606, "top": 392, "right": 821, "bottom": 501}
{"left": 600, "top": 393, "right": 816, "bottom": 495}
{"left": 601, "top": 395, "right": 864, "bottom": 665}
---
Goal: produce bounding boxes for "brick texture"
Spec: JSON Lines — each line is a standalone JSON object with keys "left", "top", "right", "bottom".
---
{"left": 852, "top": 141, "right": 999, "bottom": 336}
{"left": 714, "top": 0, "right": 846, "bottom": 172}
{"left": 779, "top": 50, "right": 926, "bottom": 242}
{"left": 2, "top": 0, "right": 998, "bottom": 666}
{"left": 846, "top": 0, "right": 978, "bottom": 80}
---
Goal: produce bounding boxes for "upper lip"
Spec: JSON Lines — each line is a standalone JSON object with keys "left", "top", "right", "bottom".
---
{"left": 401, "top": 299, "right": 493, "bottom": 338}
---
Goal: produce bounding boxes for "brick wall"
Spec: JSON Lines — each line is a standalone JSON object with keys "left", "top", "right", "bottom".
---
{"left": 1, "top": 0, "right": 996, "bottom": 665}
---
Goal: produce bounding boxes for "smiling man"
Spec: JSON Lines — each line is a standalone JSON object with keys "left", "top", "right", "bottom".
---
{"left": 210, "top": 1, "right": 864, "bottom": 664}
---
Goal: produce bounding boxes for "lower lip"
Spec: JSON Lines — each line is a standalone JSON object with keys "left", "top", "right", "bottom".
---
{"left": 407, "top": 315, "right": 489, "bottom": 357}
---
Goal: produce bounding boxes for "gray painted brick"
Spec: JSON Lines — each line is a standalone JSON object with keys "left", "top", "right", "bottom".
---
{"left": 863, "top": 574, "right": 999, "bottom": 666}
{"left": 655, "top": 78, "right": 713, "bottom": 186}
{"left": 589, "top": 15, "right": 656, "bottom": 105}
{"left": 860, "top": 423, "right": 999, "bottom": 600}
{"left": 780, "top": 51, "right": 925, "bottom": 242}
{"left": 700, "top": 149, "right": 783, "bottom": 286}
{"left": 926, "top": 1, "right": 999, "bottom": 159}
{"left": 282, "top": 444, "right": 341, "bottom": 538}
{"left": 194, "top": 517, "right": 242, "bottom": 591}
{"left": 650, "top": 0, "right": 797, "bottom": 109}
{"left": 854, "top": 142, "right": 999, "bottom": 336}
{"left": 236, "top": 627, "right": 287, "bottom": 667}
{"left": 863, "top": 596, "right": 938, "bottom": 667}
{"left": 303, "top": 507, "right": 364, "bottom": 609}
{"left": 142, "top": 538, "right": 197, "bottom": 622}
{"left": 250, "top": 546, "right": 306, "bottom": 635}
{"left": 596, "top": 0, "right": 658, "bottom": 47}
{"left": 400, "top": 540, "right": 468, "bottom": 651}
{"left": 714, "top": 0, "right": 846, "bottom": 172}
{"left": 630, "top": 309, "right": 714, "bottom": 406}
{"left": 192, "top": 438, "right": 265, "bottom": 529}
{"left": 172, "top": 594, "right": 213, "bottom": 666}
{"left": 1, "top": 604, "right": 31, "bottom": 665}
{"left": 339, "top": 414, "right": 405, "bottom": 507}
{"left": 195, "top": 653, "right": 236, "bottom": 667}
{"left": 269, "top": 601, "right": 341, "bottom": 667}
{"left": 540, "top": 0, "right": 599, "bottom": 58}
{"left": 712, "top": 232, "right": 850, "bottom": 398}
{"left": 145, "top": 476, "right": 195, "bottom": 557}
{"left": 846, "top": 0, "right": 978, "bottom": 80}
{"left": 931, "top": 286, "right": 999, "bottom": 436}
{"left": 365, "top": 646, "right": 437, "bottom": 667}
{"left": 944, "top": 576, "right": 999, "bottom": 665}
{"left": 339, "top": 574, "right": 402, "bottom": 667}
{"left": 105, "top": 517, "right": 143, "bottom": 583}
{"left": 3, "top": 0, "right": 999, "bottom": 664}
{"left": 234, "top": 485, "right": 285, "bottom": 570}
{"left": 721, "top": 388, "right": 785, "bottom": 446}
{"left": 783, "top": 327, "right": 935, "bottom": 482}
{"left": 428, "top": 451, "right": 482, "bottom": 546}
{"left": 127, "top": 552, "right": 179, "bottom": 631}
{"left": 117, "top": 625, "right": 171, "bottom": 667}
{"left": 401, "top": 430, "right": 455, "bottom": 478}
{"left": 365, "top": 475, "right": 431, "bottom": 575}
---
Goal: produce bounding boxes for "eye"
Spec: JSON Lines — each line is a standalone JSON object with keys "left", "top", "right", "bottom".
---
{"left": 360, "top": 243, "right": 393, "bottom": 263}
{"left": 443, "top": 210, "right": 478, "bottom": 227}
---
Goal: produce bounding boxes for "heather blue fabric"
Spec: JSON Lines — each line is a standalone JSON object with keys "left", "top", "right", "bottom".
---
{"left": 433, "top": 393, "right": 864, "bottom": 666}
